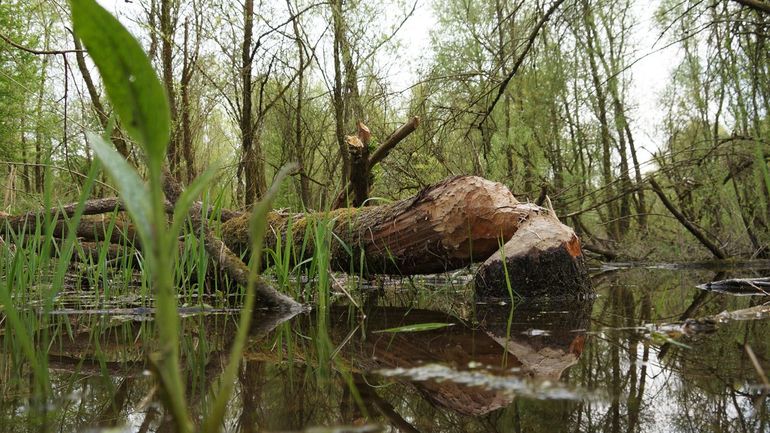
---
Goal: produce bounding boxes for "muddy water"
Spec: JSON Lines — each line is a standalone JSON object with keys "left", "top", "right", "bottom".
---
{"left": 1, "top": 265, "right": 770, "bottom": 432}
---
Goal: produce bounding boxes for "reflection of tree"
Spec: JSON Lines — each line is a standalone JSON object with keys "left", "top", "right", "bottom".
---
{"left": 568, "top": 268, "right": 770, "bottom": 433}
{"left": 5, "top": 268, "right": 770, "bottom": 432}
{"left": 664, "top": 315, "right": 770, "bottom": 432}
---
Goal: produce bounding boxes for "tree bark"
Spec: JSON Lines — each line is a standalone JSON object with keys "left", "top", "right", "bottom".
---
{"left": 180, "top": 18, "right": 197, "bottom": 184}
{"left": 347, "top": 122, "right": 370, "bottom": 207}
{"left": 332, "top": 116, "right": 420, "bottom": 209}
{"left": 2, "top": 176, "right": 591, "bottom": 298}
{"left": 288, "top": 0, "right": 311, "bottom": 207}
{"left": 223, "top": 175, "right": 527, "bottom": 275}
{"left": 331, "top": 0, "right": 350, "bottom": 188}
{"left": 160, "top": 0, "right": 179, "bottom": 177}
{"left": 474, "top": 209, "right": 592, "bottom": 298}
{"left": 582, "top": 1, "right": 619, "bottom": 239}
{"left": 240, "top": 0, "right": 261, "bottom": 206}
{"left": 163, "top": 173, "right": 301, "bottom": 311}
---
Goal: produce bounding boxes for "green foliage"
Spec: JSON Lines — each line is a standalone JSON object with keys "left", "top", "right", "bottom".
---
{"left": 70, "top": 0, "right": 190, "bottom": 429}
{"left": 87, "top": 133, "right": 153, "bottom": 242}
{"left": 0, "top": 2, "right": 38, "bottom": 162}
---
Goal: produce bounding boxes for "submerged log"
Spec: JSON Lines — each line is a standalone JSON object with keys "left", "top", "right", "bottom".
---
{"left": 697, "top": 276, "right": 770, "bottom": 295}
{"left": 474, "top": 208, "right": 592, "bottom": 298}
{"left": 223, "top": 175, "right": 526, "bottom": 275}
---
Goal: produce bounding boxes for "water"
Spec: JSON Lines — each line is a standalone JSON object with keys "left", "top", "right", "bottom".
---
{"left": 2, "top": 265, "right": 770, "bottom": 432}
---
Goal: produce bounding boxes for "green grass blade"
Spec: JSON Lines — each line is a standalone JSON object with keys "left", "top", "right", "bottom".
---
{"left": 202, "top": 164, "right": 297, "bottom": 433}
{"left": 169, "top": 165, "right": 220, "bottom": 245}
{"left": 87, "top": 132, "right": 152, "bottom": 244}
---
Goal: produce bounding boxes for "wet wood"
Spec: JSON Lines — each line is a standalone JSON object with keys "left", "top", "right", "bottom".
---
{"left": 1, "top": 174, "right": 592, "bottom": 298}
{"left": 474, "top": 209, "right": 592, "bottom": 298}
{"left": 2, "top": 215, "right": 140, "bottom": 247}
{"left": 698, "top": 276, "right": 770, "bottom": 295}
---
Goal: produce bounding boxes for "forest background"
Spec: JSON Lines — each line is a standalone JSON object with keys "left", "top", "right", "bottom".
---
{"left": 1, "top": 0, "right": 769, "bottom": 261}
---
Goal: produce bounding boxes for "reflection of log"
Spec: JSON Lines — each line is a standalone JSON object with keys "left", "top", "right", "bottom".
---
{"left": 22, "top": 300, "right": 593, "bottom": 420}
{"left": 474, "top": 209, "right": 592, "bottom": 298}
{"left": 341, "top": 301, "right": 592, "bottom": 416}
{"left": 223, "top": 175, "right": 526, "bottom": 275}
{"left": 476, "top": 300, "right": 593, "bottom": 380}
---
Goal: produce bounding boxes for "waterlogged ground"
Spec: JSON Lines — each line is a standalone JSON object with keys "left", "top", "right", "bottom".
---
{"left": 2, "top": 263, "right": 770, "bottom": 432}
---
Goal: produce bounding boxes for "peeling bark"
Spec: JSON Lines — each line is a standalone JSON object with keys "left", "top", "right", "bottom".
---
{"left": 2, "top": 176, "right": 592, "bottom": 298}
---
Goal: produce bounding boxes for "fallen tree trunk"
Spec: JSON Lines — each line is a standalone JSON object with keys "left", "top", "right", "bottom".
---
{"left": 163, "top": 171, "right": 302, "bottom": 311}
{"left": 224, "top": 175, "right": 592, "bottom": 298}
{"left": 223, "top": 175, "right": 525, "bottom": 275}
{"left": 649, "top": 177, "right": 728, "bottom": 260}
{"left": 697, "top": 276, "right": 770, "bottom": 295}
{"left": 2, "top": 175, "right": 592, "bottom": 298}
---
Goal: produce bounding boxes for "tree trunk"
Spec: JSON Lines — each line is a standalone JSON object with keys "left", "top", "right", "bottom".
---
{"left": 221, "top": 175, "right": 591, "bottom": 300}
{"left": 288, "top": 0, "right": 311, "bottom": 207}
{"left": 223, "top": 175, "right": 527, "bottom": 275}
{"left": 582, "top": 2, "right": 618, "bottom": 239}
{"left": 241, "top": 0, "right": 257, "bottom": 206}
{"left": 160, "top": 0, "right": 179, "bottom": 177}
{"left": 347, "top": 122, "right": 370, "bottom": 207}
{"left": 331, "top": 0, "right": 350, "bottom": 188}
{"left": 180, "top": 18, "right": 197, "bottom": 184}
{"left": 474, "top": 209, "right": 592, "bottom": 299}
{"left": 2, "top": 176, "right": 591, "bottom": 298}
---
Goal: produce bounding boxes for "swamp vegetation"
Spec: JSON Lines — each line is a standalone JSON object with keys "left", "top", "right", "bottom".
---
{"left": 1, "top": 0, "right": 770, "bottom": 431}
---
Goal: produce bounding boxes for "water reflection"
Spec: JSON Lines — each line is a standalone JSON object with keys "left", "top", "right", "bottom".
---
{"left": 347, "top": 299, "right": 593, "bottom": 417}
{"left": 1, "top": 267, "right": 770, "bottom": 432}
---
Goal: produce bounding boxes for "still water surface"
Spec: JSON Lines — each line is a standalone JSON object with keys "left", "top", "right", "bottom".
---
{"left": 2, "top": 265, "right": 769, "bottom": 432}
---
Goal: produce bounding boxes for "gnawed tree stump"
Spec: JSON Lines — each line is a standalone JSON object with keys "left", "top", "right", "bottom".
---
{"left": 223, "top": 175, "right": 526, "bottom": 275}
{"left": 474, "top": 208, "right": 592, "bottom": 299}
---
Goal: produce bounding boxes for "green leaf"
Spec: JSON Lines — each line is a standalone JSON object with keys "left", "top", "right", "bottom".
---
{"left": 373, "top": 323, "right": 455, "bottom": 334}
{"left": 87, "top": 132, "right": 152, "bottom": 244}
{"left": 248, "top": 163, "right": 299, "bottom": 269}
{"left": 70, "top": 0, "right": 170, "bottom": 166}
